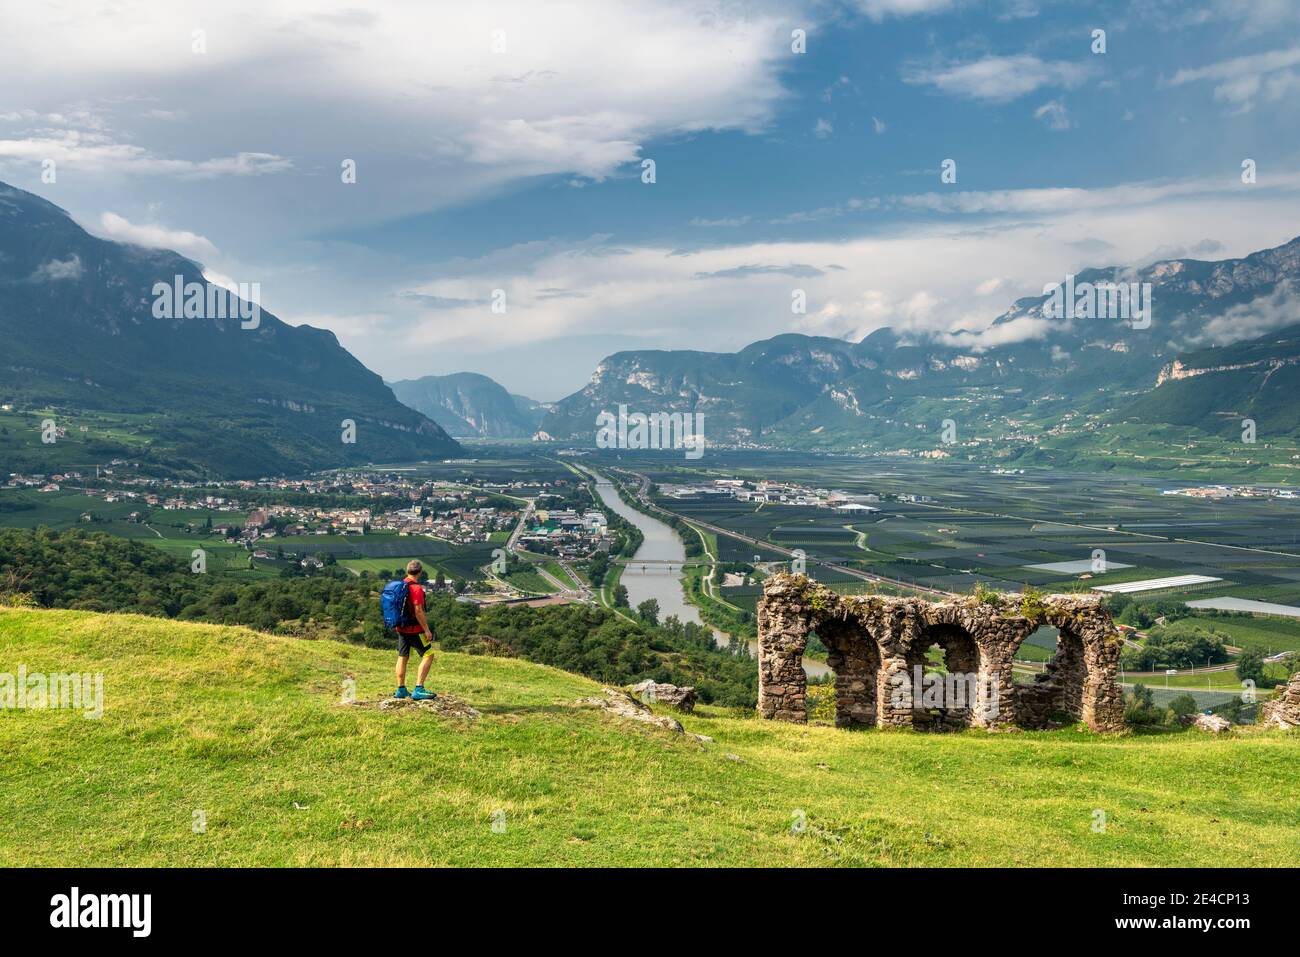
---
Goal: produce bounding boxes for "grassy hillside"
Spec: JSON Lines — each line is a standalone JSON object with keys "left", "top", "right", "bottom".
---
{"left": 1, "top": 607, "right": 1296, "bottom": 867}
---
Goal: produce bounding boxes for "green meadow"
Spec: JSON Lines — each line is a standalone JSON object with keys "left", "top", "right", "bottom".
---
{"left": 2, "top": 607, "right": 1296, "bottom": 867}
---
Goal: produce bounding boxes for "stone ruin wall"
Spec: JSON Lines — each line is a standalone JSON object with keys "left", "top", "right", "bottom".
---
{"left": 757, "top": 573, "right": 1126, "bottom": 732}
{"left": 1261, "top": 671, "right": 1300, "bottom": 729}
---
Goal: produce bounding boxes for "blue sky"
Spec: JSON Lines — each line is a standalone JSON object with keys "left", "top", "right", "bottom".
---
{"left": 358, "top": 3, "right": 1282, "bottom": 259}
{"left": 2, "top": 0, "right": 1299, "bottom": 398}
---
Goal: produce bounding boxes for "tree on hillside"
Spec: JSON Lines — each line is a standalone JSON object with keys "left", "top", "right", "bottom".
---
{"left": 1123, "top": 682, "right": 1162, "bottom": 725}
{"left": 1130, "top": 683, "right": 1154, "bottom": 709}
{"left": 1223, "top": 696, "right": 1244, "bottom": 724}
{"left": 1121, "top": 625, "right": 1228, "bottom": 671}
{"left": 1236, "top": 647, "right": 1267, "bottom": 687}
{"left": 613, "top": 584, "right": 629, "bottom": 608}
{"left": 587, "top": 552, "right": 609, "bottom": 587}
{"left": 637, "top": 598, "right": 660, "bottom": 626}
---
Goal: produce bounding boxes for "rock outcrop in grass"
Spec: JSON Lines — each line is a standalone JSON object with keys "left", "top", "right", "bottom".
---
{"left": 1261, "top": 672, "right": 1300, "bottom": 729}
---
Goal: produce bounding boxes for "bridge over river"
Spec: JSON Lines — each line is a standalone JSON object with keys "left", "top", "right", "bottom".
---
{"left": 610, "top": 558, "right": 717, "bottom": 568}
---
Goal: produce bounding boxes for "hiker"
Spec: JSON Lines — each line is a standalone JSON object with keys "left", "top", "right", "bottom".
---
{"left": 384, "top": 560, "right": 438, "bottom": 701}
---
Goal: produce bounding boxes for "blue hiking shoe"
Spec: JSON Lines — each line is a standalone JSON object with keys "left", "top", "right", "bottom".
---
{"left": 394, "top": 686, "right": 411, "bottom": 699}
{"left": 411, "top": 686, "right": 438, "bottom": 701}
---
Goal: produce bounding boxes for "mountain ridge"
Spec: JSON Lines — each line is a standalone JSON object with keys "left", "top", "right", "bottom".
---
{"left": 532, "top": 235, "right": 1300, "bottom": 454}
{"left": 388, "top": 371, "right": 546, "bottom": 439}
{"left": 0, "top": 181, "right": 461, "bottom": 476}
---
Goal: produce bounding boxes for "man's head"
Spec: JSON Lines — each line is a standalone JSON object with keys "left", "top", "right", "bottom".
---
{"left": 406, "top": 560, "right": 423, "bottom": 578}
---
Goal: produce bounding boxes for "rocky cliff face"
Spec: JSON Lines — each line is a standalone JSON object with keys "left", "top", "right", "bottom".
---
{"left": 389, "top": 372, "right": 545, "bottom": 438}
{"left": 1156, "top": 355, "right": 1300, "bottom": 386}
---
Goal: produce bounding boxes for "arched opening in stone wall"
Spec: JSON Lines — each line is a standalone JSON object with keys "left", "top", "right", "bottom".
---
{"left": 904, "top": 623, "right": 980, "bottom": 729}
{"left": 1016, "top": 623, "right": 1088, "bottom": 728}
{"left": 812, "top": 617, "right": 882, "bottom": 728}
{"left": 1050, "top": 629, "right": 1087, "bottom": 720}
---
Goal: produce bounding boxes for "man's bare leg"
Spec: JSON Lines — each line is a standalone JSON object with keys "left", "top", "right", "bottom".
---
{"left": 395, "top": 654, "right": 409, "bottom": 688}
{"left": 415, "top": 652, "right": 434, "bottom": 688}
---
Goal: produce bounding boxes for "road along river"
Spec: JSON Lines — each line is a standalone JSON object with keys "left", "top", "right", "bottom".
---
{"left": 589, "top": 470, "right": 830, "bottom": 678}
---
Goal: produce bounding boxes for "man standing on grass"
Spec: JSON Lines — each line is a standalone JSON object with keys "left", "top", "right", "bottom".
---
{"left": 394, "top": 560, "right": 438, "bottom": 701}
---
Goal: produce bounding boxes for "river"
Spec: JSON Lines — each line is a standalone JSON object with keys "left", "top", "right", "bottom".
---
{"left": 589, "top": 470, "right": 830, "bottom": 678}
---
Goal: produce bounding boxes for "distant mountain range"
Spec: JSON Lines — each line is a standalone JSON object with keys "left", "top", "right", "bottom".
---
{"left": 512, "top": 235, "right": 1300, "bottom": 457}
{"left": 388, "top": 372, "right": 548, "bottom": 439}
{"left": 8, "top": 174, "right": 1297, "bottom": 477}
{"left": 0, "top": 182, "right": 460, "bottom": 477}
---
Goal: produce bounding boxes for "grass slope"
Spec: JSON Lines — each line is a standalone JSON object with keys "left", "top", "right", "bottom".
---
{"left": 1, "top": 607, "right": 1296, "bottom": 867}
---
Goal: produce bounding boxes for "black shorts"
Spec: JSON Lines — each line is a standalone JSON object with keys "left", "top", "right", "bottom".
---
{"left": 396, "top": 631, "right": 432, "bottom": 658}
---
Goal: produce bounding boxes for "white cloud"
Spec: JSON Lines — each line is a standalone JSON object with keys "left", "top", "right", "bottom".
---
{"left": 894, "top": 170, "right": 1300, "bottom": 214}
{"left": 357, "top": 169, "right": 1300, "bottom": 386}
{"left": 937, "top": 313, "right": 1055, "bottom": 350}
{"left": 856, "top": 0, "right": 958, "bottom": 21}
{"left": 31, "top": 255, "right": 83, "bottom": 281}
{"left": 96, "top": 212, "right": 219, "bottom": 260}
{"left": 461, "top": 114, "right": 641, "bottom": 182}
{"left": 769, "top": 197, "right": 879, "bottom": 224}
{"left": 689, "top": 216, "right": 752, "bottom": 228}
{"left": 1144, "top": 0, "right": 1300, "bottom": 38}
{"left": 814, "top": 118, "right": 834, "bottom": 138}
{"left": 1167, "top": 45, "right": 1300, "bottom": 110}
{"left": 0, "top": 0, "right": 804, "bottom": 227}
{"left": 905, "top": 54, "right": 1092, "bottom": 102}
{"left": 0, "top": 130, "right": 290, "bottom": 178}
{"left": 1033, "top": 98, "right": 1070, "bottom": 130}
{"left": 0, "top": 109, "right": 90, "bottom": 125}
{"left": 1193, "top": 280, "right": 1300, "bottom": 346}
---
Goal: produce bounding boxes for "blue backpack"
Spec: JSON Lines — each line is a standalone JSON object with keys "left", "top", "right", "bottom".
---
{"left": 381, "top": 579, "right": 414, "bottom": 630}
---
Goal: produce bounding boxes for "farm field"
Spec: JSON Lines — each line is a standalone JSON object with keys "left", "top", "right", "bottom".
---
{"left": 0, "top": 485, "right": 499, "bottom": 582}
{"left": 1140, "top": 614, "right": 1300, "bottom": 655}
{"left": 0, "top": 408, "right": 159, "bottom": 475}
{"left": 620, "top": 451, "right": 1300, "bottom": 614}
{"left": 355, "top": 453, "right": 574, "bottom": 494}
{"left": 498, "top": 564, "right": 560, "bottom": 594}
{"left": 0, "top": 487, "right": 278, "bottom": 578}
{"left": 0, "top": 487, "right": 232, "bottom": 530}
{"left": 593, "top": 449, "right": 1300, "bottom": 693}
{"left": 294, "top": 535, "right": 496, "bottom": 581}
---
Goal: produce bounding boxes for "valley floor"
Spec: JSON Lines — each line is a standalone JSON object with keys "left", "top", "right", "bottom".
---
{"left": 1, "top": 608, "right": 1296, "bottom": 867}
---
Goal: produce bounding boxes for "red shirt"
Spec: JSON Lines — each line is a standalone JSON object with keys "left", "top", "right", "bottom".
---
{"left": 396, "top": 577, "right": 426, "bottom": 634}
